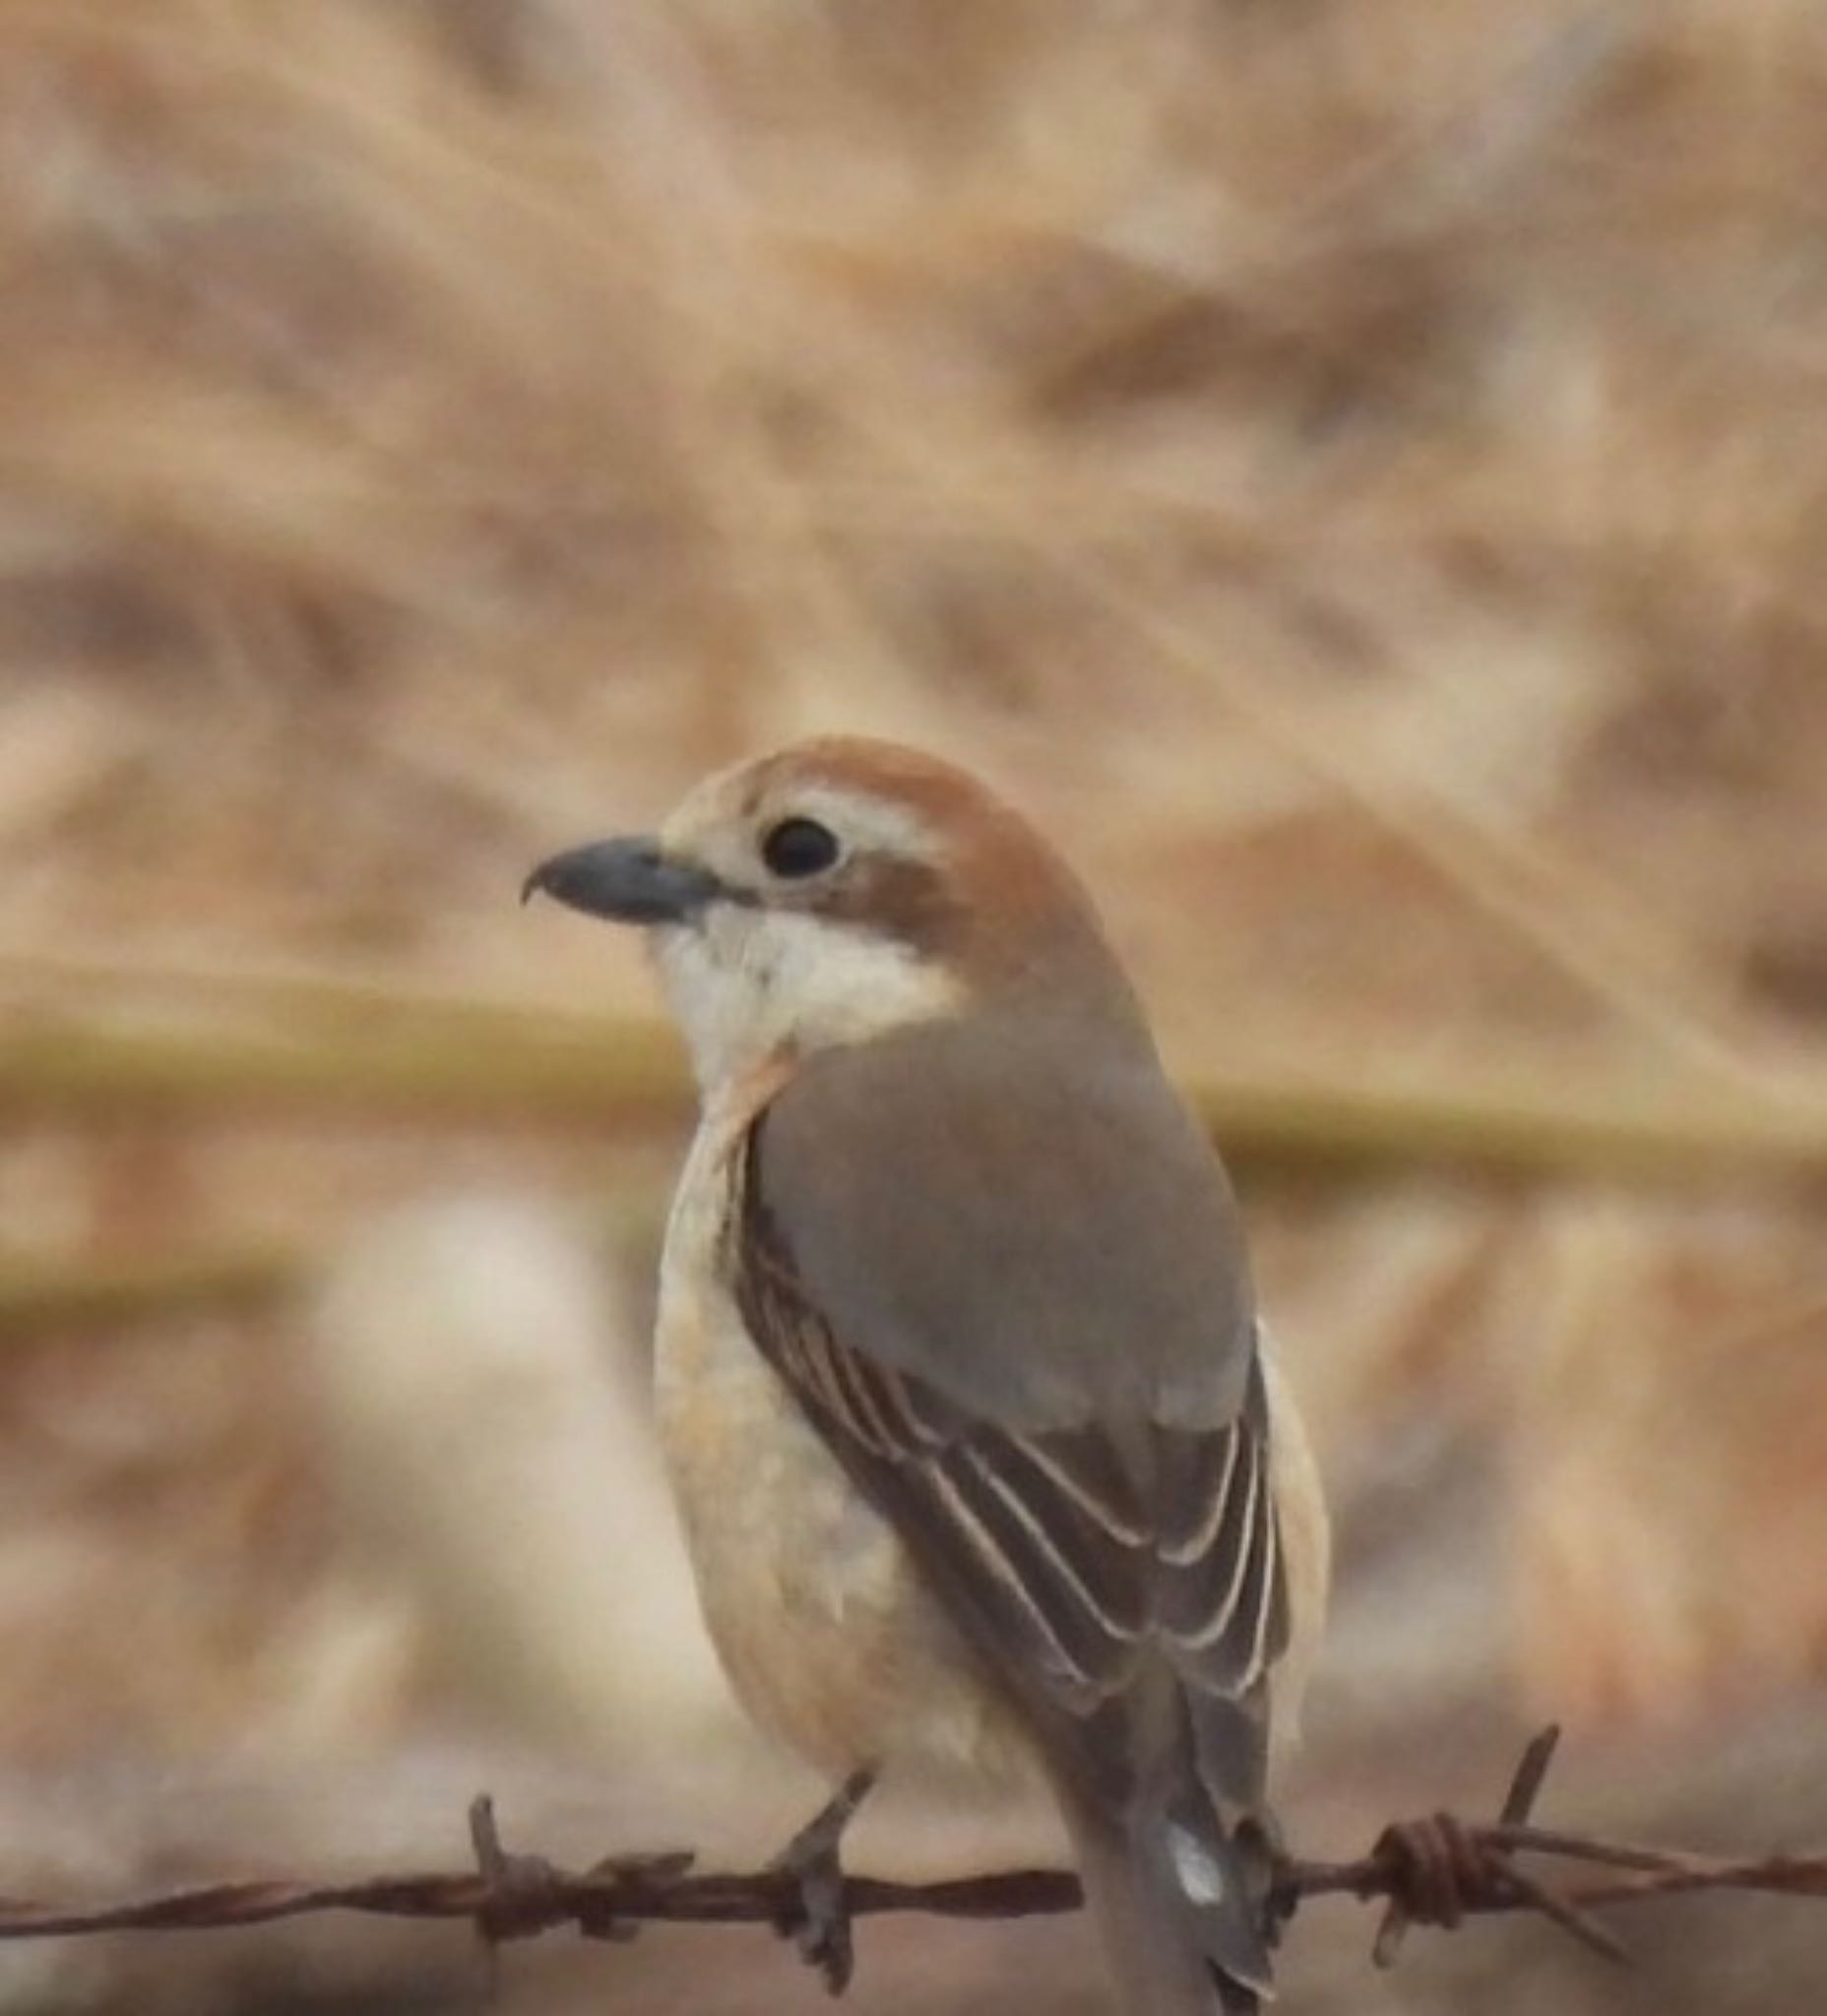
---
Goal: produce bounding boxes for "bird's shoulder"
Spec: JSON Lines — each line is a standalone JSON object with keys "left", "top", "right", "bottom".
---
{"left": 739, "top": 1012, "right": 1255, "bottom": 1430}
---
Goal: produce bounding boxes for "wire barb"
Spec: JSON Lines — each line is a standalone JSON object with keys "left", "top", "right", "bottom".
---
{"left": 0, "top": 1730, "right": 1821, "bottom": 1998}
{"left": 1363, "top": 1724, "right": 1615, "bottom": 1968}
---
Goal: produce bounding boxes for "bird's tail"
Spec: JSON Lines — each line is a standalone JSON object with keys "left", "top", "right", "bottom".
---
{"left": 1062, "top": 1775, "right": 1274, "bottom": 2016}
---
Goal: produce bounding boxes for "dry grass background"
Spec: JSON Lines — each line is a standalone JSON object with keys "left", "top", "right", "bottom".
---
{"left": 0, "top": 0, "right": 1825, "bottom": 2009}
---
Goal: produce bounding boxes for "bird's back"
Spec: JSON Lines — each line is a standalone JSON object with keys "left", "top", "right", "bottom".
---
{"left": 756, "top": 1005, "right": 1257, "bottom": 1436}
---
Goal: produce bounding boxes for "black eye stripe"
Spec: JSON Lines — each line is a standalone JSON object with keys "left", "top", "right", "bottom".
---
{"left": 761, "top": 816, "right": 841, "bottom": 880}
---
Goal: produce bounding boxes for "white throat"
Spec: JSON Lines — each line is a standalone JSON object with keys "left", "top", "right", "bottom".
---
{"left": 652, "top": 905, "right": 962, "bottom": 1096}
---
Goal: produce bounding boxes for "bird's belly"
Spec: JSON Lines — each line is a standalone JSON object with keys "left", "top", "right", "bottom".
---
{"left": 655, "top": 1135, "right": 1032, "bottom": 1792}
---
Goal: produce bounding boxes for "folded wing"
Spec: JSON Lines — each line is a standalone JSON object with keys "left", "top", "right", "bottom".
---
{"left": 732, "top": 1115, "right": 1289, "bottom": 1747}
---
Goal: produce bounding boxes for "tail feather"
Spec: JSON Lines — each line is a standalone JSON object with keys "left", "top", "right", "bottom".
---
{"left": 1064, "top": 1784, "right": 1273, "bottom": 2016}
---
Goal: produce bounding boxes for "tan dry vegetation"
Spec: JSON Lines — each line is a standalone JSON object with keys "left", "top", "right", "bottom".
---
{"left": 0, "top": 1, "right": 1825, "bottom": 2009}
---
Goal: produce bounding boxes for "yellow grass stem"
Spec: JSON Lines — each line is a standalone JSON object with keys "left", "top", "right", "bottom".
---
{"left": 0, "top": 1245, "right": 303, "bottom": 1344}
{"left": 0, "top": 1015, "right": 690, "bottom": 1129}
{"left": 0, "top": 1006, "right": 1823, "bottom": 1184}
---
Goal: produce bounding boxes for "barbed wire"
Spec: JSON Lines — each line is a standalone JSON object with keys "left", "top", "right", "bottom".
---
{"left": 0, "top": 1730, "right": 1821, "bottom": 1988}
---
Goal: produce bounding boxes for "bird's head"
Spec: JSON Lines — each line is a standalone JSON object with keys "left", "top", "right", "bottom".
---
{"left": 525, "top": 737, "right": 1149, "bottom": 1093}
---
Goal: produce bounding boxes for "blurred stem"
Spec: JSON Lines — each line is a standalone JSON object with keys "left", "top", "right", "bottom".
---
{"left": 0, "top": 1004, "right": 1825, "bottom": 1182}
{"left": 0, "top": 1246, "right": 302, "bottom": 1344}
{"left": 0, "top": 1015, "right": 690, "bottom": 1129}
{"left": 1196, "top": 1064, "right": 1827, "bottom": 1182}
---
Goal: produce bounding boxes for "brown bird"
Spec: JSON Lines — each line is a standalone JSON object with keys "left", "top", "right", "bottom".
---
{"left": 525, "top": 738, "right": 1329, "bottom": 2014}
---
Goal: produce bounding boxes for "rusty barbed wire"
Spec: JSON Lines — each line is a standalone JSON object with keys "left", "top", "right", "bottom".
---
{"left": 0, "top": 1730, "right": 1821, "bottom": 1984}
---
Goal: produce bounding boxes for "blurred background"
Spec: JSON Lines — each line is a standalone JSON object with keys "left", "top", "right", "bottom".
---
{"left": 1, "top": 0, "right": 1824, "bottom": 2010}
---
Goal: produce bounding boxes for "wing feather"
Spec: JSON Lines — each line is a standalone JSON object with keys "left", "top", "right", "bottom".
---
{"left": 731, "top": 1111, "right": 1288, "bottom": 1734}
{"left": 1157, "top": 1368, "right": 1290, "bottom": 1697}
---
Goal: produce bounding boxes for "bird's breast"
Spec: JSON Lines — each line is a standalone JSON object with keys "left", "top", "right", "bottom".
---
{"left": 653, "top": 1097, "right": 1033, "bottom": 1791}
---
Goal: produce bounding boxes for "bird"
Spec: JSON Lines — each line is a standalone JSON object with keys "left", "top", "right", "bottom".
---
{"left": 524, "top": 736, "right": 1329, "bottom": 2015}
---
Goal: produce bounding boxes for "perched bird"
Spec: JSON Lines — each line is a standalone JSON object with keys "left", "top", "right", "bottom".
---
{"left": 525, "top": 738, "right": 1329, "bottom": 2014}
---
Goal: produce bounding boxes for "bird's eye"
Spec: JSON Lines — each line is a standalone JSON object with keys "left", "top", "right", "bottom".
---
{"left": 760, "top": 816, "right": 841, "bottom": 880}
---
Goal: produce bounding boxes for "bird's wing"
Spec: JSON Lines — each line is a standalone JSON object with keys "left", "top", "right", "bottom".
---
{"left": 730, "top": 1036, "right": 1288, "bottom": 1747}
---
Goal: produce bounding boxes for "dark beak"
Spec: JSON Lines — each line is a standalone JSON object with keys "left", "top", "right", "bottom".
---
{"left": 522, "top": 835, "right": 723, "bottom": 925}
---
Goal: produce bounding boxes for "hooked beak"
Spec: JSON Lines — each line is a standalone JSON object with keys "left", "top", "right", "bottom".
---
{"left": 522, "top": 835, "right": 723, "bottom": 925}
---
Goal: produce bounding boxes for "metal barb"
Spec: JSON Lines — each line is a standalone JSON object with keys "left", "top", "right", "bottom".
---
{"left": 467, "top": 1795, "right": 574, "bottom": 1955}
{"left": 1371, "top": 1724, "right": 1578, "bottom": 1970}
{"left": 0, "top": 1738, "right": 1820, "bottom": 1988}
